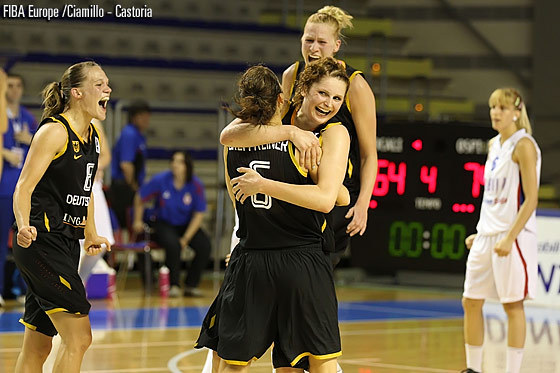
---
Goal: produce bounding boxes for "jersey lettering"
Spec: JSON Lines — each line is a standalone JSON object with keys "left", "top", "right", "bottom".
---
{"left": 249, "top": 160, "right": 272, "bottom": 209}
{"left": 84, "top": 163, "right": 95, "bottom": 192}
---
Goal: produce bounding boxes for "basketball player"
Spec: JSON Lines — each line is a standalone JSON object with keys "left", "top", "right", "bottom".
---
{"left": 461, "top": 89, "right": 540, "bottom": 373}
{"left": 12, "top": 61, "right": 112, "bottom": 373}
{"left": 222, "top": 6, "right": 378, "bottom": 268}
{"left": 196, "top": 61, "right": 349, "bottom": 373}
{"left": 0, "top": 68, "right": 7, "bottom": 184}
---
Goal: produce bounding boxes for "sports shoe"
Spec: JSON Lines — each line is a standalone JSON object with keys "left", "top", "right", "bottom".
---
{"left": 461, "top": 369, "right": 480, "bottom": 373}
{"left": 169, "top": 285, "right": 182, "bottom": 298}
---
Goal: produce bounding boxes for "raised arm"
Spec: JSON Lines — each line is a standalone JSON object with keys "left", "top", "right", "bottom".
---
{"left": 13, "top": 122, "right": 67, "bottom": 247}
{"left": 346, "top": 74, "right": 378, "bottom": 236}
{"left": 231, "top": 125, "right": 350, "bottom": 213}
{"left": 220, "top": 119, "right": 321, "bottom": 171}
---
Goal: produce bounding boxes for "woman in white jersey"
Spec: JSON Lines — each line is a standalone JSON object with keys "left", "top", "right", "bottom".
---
{"left": 461, "top": 88, "right": 541, "bottom": 373}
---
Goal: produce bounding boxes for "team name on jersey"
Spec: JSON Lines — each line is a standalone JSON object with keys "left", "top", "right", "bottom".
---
{"left": 63, "top": 213, "right": 86, "bottom": 226}
{"left": 65, "top": 194, "right": 90, "bottom": 207}
{"left": 229, "top": 140, "right": 289, "bottom": 153}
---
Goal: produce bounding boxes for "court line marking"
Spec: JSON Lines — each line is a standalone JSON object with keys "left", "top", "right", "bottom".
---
{"left": 0, "top": 326, "right": 464, "bottom": 353}
{"left": 341, "top": 358, "right": 457, "bottom": 372}
{"left": 339, "top": 303, "right": 461, "bottom": 318}
{"left": 168, "top": 348, "right": 204, "bottom": 373}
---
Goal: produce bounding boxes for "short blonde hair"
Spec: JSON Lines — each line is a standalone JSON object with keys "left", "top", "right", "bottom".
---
{"left": 306, "top": 6, "right": 353, "bottom": 40}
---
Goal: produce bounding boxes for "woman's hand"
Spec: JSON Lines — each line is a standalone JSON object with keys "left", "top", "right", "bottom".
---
{"left": 84, "top": 235, "right": 112, "bottom": 256}
{"left": 345, "top": 200, "right": 369, "bottom": 236}
{"left": 465, "top": 234, "right": 477, "bottom": 250}
{"left": 290, "top": 126, "right": 322, "bottom": 172}
{"left": 230, "top": 167, "right": 265, "bottom": 204}
{"left": 17, "top": 226, "right": 37, "bottom": 248}
{"left": 494, "top": 236, "right": 514, "bottom": 257}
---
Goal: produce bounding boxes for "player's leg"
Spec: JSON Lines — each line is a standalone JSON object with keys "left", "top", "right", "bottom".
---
{"left": 14, "top": 327, "right": 53, "bottom": 372}
{"left": 308, "top": 357, "right": 337, "bottom": 373}
{"left": 48, "top": 312, "right": 92, "bottom": 373}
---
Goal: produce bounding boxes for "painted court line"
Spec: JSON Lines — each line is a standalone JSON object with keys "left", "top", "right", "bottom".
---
{"left": 341, "top": 358, "right": 457, "bottom": 373}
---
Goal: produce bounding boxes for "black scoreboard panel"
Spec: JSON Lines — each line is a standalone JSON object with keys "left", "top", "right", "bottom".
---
{"left": 351, "top": 122, "right": 495, "bottom": 274}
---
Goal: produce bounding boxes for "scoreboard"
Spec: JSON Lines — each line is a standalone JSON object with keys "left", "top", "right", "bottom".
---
{"left": 351, "top": 121, "right": 495, "bottom": 274}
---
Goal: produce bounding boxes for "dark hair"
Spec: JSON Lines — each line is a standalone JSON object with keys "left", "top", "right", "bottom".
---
{"left": 41, "top": 61, "right": 100, "bottom": 121}
{"left": 230, "top": 65, "right": 283, "bottom": 126}
{"left": 172, "top": 150, "right": 194, "bottom": 182}
{"left": 127, "top": 100, "right": 151, "bottom": 123}
{"left": 7, "top": 73, "right": 25, "bottom": 87}
{"left": 292, "top": 57, "right": 349, "bottom": 109}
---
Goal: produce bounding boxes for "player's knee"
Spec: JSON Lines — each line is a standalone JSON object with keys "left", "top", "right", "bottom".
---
{"left": 27, "top": 340, "right": 52, "bottom": 361}
{"left": 62, "top": 329, "right": 92, "bottom": 354}
{"left": 462, "top": 297, "right": 483, "bottom": 312}
{"left": 502, "top": 300, "right": 524, "bottom": 316}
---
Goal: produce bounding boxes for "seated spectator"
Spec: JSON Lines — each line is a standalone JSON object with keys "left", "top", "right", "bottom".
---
{"left": 133, "top": 151, "right": 211, "bottom": 297}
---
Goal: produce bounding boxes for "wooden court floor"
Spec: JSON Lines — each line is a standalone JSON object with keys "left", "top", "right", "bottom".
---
{"left": 0, "top": 276, "right": 558, "bottom": 373}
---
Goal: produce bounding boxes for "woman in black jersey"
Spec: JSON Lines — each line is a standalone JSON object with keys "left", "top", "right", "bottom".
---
{"left": 196, "top": 61, "right": 350, "bottom": 373}
{"left": 12, "top": 61, "right": 112, "bottom": 373}
{"left": 222, "top": 6, "right": 378, "bottom": 268}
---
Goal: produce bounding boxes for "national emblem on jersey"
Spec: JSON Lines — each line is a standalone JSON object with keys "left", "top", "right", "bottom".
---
{"left": 183, "top": 192, "right": 192, "bottom": 206}
{"left": 73, "top": 140, "right": 80, "bottom": 153}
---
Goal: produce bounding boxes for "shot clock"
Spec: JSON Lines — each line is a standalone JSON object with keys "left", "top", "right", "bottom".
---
{"left": 351, "top": 121, "right": 495, "bottom": 274}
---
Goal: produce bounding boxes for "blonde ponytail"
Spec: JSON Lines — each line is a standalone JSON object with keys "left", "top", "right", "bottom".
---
{"left": 41, "top": 82, "right": 65, "bottom": 121}
{"left": 40, "top": 61, "right": 100, "bottom": 121}
{"left": 517, "top": 103, "right": 532, "bottom": 135}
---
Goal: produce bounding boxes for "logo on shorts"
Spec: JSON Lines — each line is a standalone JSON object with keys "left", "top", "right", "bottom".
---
{"left": 73, "top": 141, "right": 80, "bottom": 153}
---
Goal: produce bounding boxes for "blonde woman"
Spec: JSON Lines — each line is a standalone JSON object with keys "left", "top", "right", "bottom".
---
{"left": 462, "top": 89, "right": 540, "bottom": 373}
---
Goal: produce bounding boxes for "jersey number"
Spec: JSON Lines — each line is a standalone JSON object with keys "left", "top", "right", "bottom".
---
{"left": 249, "top": 160, "right": 272, "bottom": 209}
{"left": 84, "top": 163, "right": 95, "bottom": 192}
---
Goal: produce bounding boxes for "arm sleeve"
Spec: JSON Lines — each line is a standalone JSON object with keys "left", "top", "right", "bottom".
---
{"left": 119, "top": 127, "right": 138, "bottom": 163}
{"left": 139, "top": 172, "right": 163, "bottom": 201}
{"left": 192, "top": 176, "right": 207, "bottom": 212}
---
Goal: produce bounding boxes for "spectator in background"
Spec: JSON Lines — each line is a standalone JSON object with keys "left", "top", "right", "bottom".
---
{"left": 110, "top": 100, "right": 149, "bottom": 230}
{"left": 133, "top": 150, "right": 211, "bottom": 297}
{"left": 0, "top": 72, "right": 36, "bottom": 306}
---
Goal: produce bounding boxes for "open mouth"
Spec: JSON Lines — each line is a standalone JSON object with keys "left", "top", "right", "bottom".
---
{"left": 315, "top": 107, "right": 330, "bottom": 116}
{"left": 308, "top": 56, "right": 320, "bottom": 63}
{"left": 99, "top": 97, "right": 109, "bottom": 110}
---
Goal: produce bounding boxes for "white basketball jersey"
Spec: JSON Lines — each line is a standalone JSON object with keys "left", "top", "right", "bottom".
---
{"left": 476, "top": 129, "right": 541, "bottom": 235}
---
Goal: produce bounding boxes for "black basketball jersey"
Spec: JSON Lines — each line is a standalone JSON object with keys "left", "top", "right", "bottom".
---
{"left": 288, "top": 59, "right": 363, "bottom": 196}
{"left": 227, "top": 138, "right": 326, "bottom": 249}
{"left": 29, "top": 114, "right": 100, "bottom": 240}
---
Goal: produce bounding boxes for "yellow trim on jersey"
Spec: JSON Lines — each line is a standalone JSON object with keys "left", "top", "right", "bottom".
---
{"left": 321, "top": 219, "right": 327, "bottom": 232}
{"left": 291, "top": 351, "right": 342, "bottom": 367}
{"left": 281, "top": 61, "right": 300, "bottom": 118}
{"left": 63, "top": 221, "right": 86, "bottom": 229}
{"left": 347, "top": 159, "right": 353, "bottom": 178}
{"left": 59, "top": 276, "right": 72, "bottom": 290}
{"left": 288, "top": 142, "right": 308, "bottom": 177}
{"left": 19, "top": 319, "right": 37, "bottom": 331}
{"left": 60, "top": 113, "right": 93, "bottom": 144}
{"left": 222, "top": 357, "right": 258, "bottom": 366}
{"left": 289, "top": 61, "right": 299, "bottom": 98}
{"left": 209, "top": 315, "right": 216, "bottom": 329}
{"left": 50, "top": 118, "right": 69, "bottom": 160}
{"left": 345, "top": 70, "right": 362, "bottom": 114}
{"left": 44, "top": 213, "right": 50, "bottom": 232}
{"left": 46, "top": 308, "right": 68, "bottom": 315}
{"left": 318, "top": 122, "right": 342, "bottom": 147}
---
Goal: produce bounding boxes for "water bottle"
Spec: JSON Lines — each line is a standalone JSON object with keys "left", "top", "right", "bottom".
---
{"left": 158, "top": 266, "right": 170, "bottom": 297}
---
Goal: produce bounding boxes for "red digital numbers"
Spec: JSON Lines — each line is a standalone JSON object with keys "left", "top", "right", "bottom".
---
{"left": 373, "top": 159, "right": 407, "bottom": 196}
{"left": 464, "top": 162, "right": 485, "bottom": 198}
{"left": 420, "top": 166, "right": 438, "bottom": 193}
